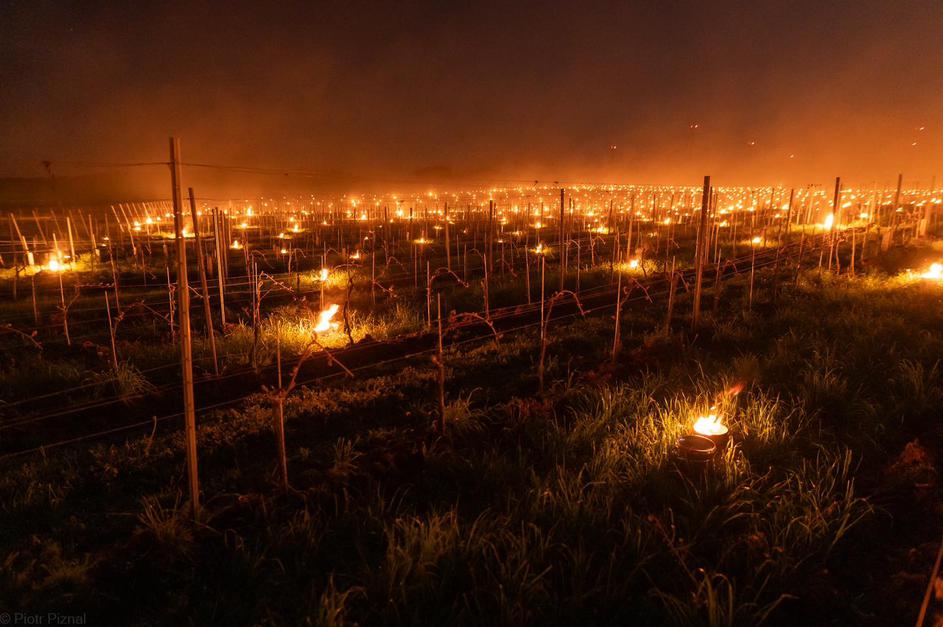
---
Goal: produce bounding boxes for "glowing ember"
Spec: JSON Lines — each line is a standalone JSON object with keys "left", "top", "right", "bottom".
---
{"left": 314, "top": 304, "right": 340, "bottom": 333}
{"left": 921, "top": 263, "right": 943, "bottom": 280}
{"left": 693, "top": 413, "right": 728, "bottom": 437}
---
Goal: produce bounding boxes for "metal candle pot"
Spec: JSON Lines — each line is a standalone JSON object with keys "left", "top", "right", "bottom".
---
{"left": 675, "top": 434, "right": 717, "bottom": 472}
{"left": 692, "top": 413, "right": 730, "bottom": 450}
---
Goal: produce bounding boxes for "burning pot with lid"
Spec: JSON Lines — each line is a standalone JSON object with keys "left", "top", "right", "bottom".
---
{"left": 692, "top": 412, "right": 730, "bottom": 449}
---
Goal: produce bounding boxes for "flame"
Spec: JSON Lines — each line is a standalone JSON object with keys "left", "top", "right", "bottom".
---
{"left": 823, "top": 214, "right": 834, "bottom": 230}
{"left": 319, "top": 267, "right": 329, "bottom": 282}
{"left": 751, "top": 236, "right": 762, "bottom": 244}
{"left": 693, "top": 413, "right": 728, "bottom": 436}
{"left": 230, "top": 239, "right": 243, "bottom": 250}
{"left": 921, "top": 263, "right": 943, "bottom": 280}
{"left": 46, "top": 258, "right": 63, "bottom": 272}
{"left": 628, "top": 258, "right": 640, "bottom": 269}
{"left": 725, "top": 382, "right": 745, "bottom": 397}
{"left": 314, "top": 304, "right": 340, "bottom": 333}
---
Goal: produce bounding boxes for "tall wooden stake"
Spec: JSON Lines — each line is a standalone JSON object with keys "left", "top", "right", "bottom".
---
{"left": 188, "top": 188, "right": 218, "bottom": 376}
{"left": 170, "top": 137, "right": 200, "bottom": 519}
{"left": 692, "top": 175, "right": 711, "bottom": 329}
{"left": 275, "top": 332, "right": 289, "bottom": 491}
{"left": 559, "top": 188, "right": 565, "bottom": 291}
{"left": 212, "top": 207, "right": 227, "bottom": 326}
{"left": 436, "top": 293, "right": 446, "bottom": 434}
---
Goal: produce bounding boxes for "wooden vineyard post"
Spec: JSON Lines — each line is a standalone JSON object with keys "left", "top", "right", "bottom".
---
{"left": 30, "top": 273, "right": 38, "bottom": 325}
{"left": 539, "top": 255, "right": 546, "bottom": 396}
{"left": 850, "top": 229, "right": 856, "bottom": 275}
{"left": 108, "top": 233, "right": 121, "bottom": 315}
{"left": 104, "top": 291, "right": 119, "bottom": 372}
{"left": 892, "top": 172, "right": 903, "bottom": 232}
{"left": 426, "top": 261, "right": 432, "bottom": 328}
{"left": 795, "top": 229, "right": 806, "bottom": 287}
{"left": 749, "top": 236, "right": 757, "bottom": 311}
{"left": 608, "top": 199, "right": 615, "bottom": 277}
{"left": 665, "top": 258, "right": 677, "bottom": 336}
{"left": 828, "top": 176, "right": 841, "bottom": 271}
{"left": 611, "top": 270, "right": 623, "bottom": 364}
{"left": 692, "top": 175, "right": 711, "bottom": 329}
{"left": 444, "top": 202, "right": 451, "bottom": 272}
{"left": 781, "top": 188, "right": 795, "bottom": 243}
{"left": 320, "top": 253, "right": 326, "bottom": 310}
{"left": 66, "top": 216, "right": 76, "bottom": 263}
{"left": 559, "top": 188, "right": 565, "bottom": 291}
{"left": 275, "top": 332, "right": 289, "bottom": 491}
{"left": 483, "top": 254, "right": 490, "bottom": 321}
{"left": 436, "top": 293, "right": 446, "bottom": 434}
{"left": 524, "top": 246, "right": 532, "bottom": 305}
{"left": 170, "top": 137, "right": 200, "bottom": 519}
{"left": 58, "top": 270, "right": 70, "bottom": 346}
{"left": 212, "top": 207, "right": 227, "bottom": 326}
{"left": 488, "top": 200, "right": 495, "bottom": 274}
{"left": 188, "top": 188, "right": 219, "bottom": 376}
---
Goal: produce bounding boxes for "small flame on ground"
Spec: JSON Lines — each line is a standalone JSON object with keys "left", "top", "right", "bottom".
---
{"left": 319, "top": 267, "right": 329, "bottom": 282}
{"left": 693, "top": 413, "right": 728, "bottom": 436}
{"left": 921, "top": 263, "right": 943, "bottom": 280}
{"left": 314, "top": 304, "right": 340, "bottom": 333}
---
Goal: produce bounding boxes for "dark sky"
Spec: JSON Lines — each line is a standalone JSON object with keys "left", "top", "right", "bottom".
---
{"left": 1, "top": 0, "right": 941, "bottom": 192}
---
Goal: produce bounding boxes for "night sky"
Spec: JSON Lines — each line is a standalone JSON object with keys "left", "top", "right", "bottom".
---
{"left": 1, "top": 0, "right": 941, "bottom": 191}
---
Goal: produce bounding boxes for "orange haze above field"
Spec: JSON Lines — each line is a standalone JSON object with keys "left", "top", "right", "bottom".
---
{"left": 1, "top": 0, "right": 941, "bottom": 197}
